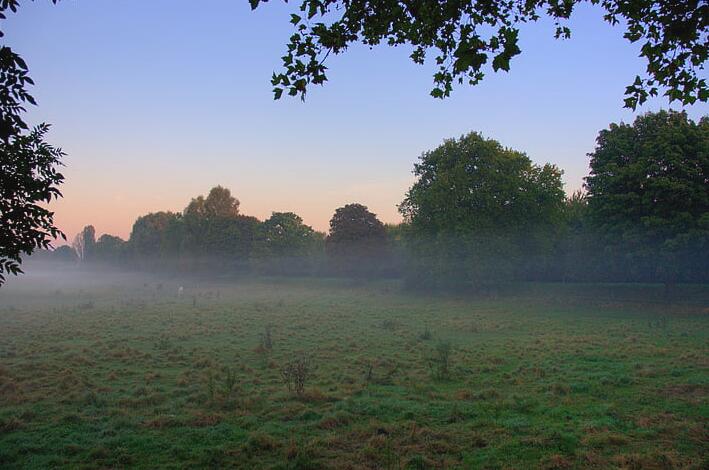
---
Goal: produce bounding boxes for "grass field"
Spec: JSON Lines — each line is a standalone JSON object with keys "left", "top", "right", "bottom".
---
{"left": 0, "top": 272, "right": 707, "bottom": 469}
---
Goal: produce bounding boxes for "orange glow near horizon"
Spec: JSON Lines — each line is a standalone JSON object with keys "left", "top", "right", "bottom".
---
{"left": 49, "top": 170, "right": 412, "bottom": 244}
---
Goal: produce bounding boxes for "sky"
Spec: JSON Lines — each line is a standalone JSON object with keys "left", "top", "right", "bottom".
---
{"left": 5, "top": 0, "right": 707, "bottom": 241}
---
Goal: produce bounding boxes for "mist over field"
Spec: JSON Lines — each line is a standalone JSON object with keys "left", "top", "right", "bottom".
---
{"left": 1, "top": 254, "right": 707, "bottom": 468}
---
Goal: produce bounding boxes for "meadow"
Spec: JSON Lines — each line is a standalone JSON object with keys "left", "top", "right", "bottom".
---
{"left": 0, "top": 271, "right": 707, "bottom": 469}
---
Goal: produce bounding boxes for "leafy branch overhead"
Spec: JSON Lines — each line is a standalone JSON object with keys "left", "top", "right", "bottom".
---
{"left": 251, "top": 0, "right": 708, "bottom": 108}
{"left": 0, "top": 0, "right": 64, "bottom": 285}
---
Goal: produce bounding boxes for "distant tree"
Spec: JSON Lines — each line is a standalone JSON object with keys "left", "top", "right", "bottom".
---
{"left": 326, "top": 203, "right": 388, "bottom": 275}
{"left": 556, "top": 190, "right": 603, "bottom": 282}
{"left": 184, "top": 186, "right": 239, "bottom": 254}
{"left": 217, "top": 214, "right": 261, "bottom": 260}
{"left": 382, "top": 222, "right": 407, "bottom": 277}
{"left": 0, "top": 2, "right": 64, "bottom": 286}
{"left": 585, "top": 110, "right": 709, "bottom": 286}
{"left": 72, "top": 225, "right": 96, "bottom": 262}
{"left": 564, "top": 190, "right": 589, "bottom": 233}
{"left": 184, "top": 185, "right": 240, "bottom": 219}
{"left": 257, "top": 212, "right": 321, "bottom": 257}
{"left": 94, "top": 234, "right": 126, "bottom": 263}
{"left": 400, "top": 132, "right": 565, "bottom": 288}
{"left": 253, "top": 0, "right": 708, "bottom": 109}
{"left": 129, "top": 212, "right": 184, "bottom": 259}
{"left": 327, "top": 203, "right": 387, "bottom": 247}
{"left": 183, "top": 187, "right": 259, "bottom": 268}
{"left": 51, "top": 244, "right": 77, "bottom": 263}
{"left": 253, "top": 212, "right": 324, "bottom": 274}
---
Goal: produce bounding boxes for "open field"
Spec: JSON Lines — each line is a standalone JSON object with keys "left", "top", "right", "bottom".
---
{"left": 0, "top": 272, "right": 707, "bottom": 469}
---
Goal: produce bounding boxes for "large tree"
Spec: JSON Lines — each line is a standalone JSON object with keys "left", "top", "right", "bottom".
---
{"left": 253, "top": 0, "right": 708, "bottom": 108}
{"left": 326, "top": 203, "right": 388, "bottom": 274}
{"left": 183, "top": 186, "right": 259, "bottom": 267}
{"left": 400, "top": 132, "right": 565, "bottom": 288}
{"left": 585, "top": 110, "right": 709, "bottom": 285}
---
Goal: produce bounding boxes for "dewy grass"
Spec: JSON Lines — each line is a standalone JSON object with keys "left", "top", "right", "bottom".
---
{"left": 0, "top": 277, "right": 707, "bottom": 469}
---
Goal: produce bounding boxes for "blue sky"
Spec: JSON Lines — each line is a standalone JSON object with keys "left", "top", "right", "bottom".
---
{"left": 5, "top": 0, "right": 707, "bottom": 238}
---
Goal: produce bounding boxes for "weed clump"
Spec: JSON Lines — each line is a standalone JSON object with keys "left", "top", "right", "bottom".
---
{"left": 648, "top": 316, "right": 669, "bottom": 329}
{"left": 205, "top": 366, "right": 240, "bottom": 406}
{"left": 282, "top": 355, "right": 314, "bottom": 396}
{"left": 380, "top": 319, "right": 398, "bottom": 331}
{"left": 418, "top": 329, "right": 432, "bottom": 341}
{"left": 429, "top": 341, "right": 453, "bottom": 380}
{"left": 257, "top": 325, "right": 273, "bottom": 352}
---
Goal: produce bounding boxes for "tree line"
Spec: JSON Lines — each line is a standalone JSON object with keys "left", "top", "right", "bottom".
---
{"left": 45, "top": 111, "right": 708, "bottom": 288}
{"left": 54, "top": 187, "right": 393, "bottom": 278}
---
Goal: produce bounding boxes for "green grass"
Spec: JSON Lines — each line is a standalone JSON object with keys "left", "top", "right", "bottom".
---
{"left": 0, "top": 275, "right": 707, "bottom": 469}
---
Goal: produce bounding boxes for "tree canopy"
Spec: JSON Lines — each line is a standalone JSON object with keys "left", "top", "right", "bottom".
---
{"left": 326, "top": 203, "right": 388, "bottom": 274}
{"left": 257, "top": 212, "right": 322, "bottom": 258}
{"left": 327, "top": 203, "right": 387, "bottom": 247}
{"left": 585, "top": 110, "right": 709, "bottom": 283}
{"left": 400, "top": 132, "right": 565, "bottom": 287}
{"left": 401, "top": 132, "right": 565, "bottom": 234}
{"left": 252, "top": 0, "right": 708, "bottom": 108}
{"left": 129, "top": 212, "right": 183, "bottom": 259}
{"left": 184, "top": 185, "right": 240, "bottom": 220}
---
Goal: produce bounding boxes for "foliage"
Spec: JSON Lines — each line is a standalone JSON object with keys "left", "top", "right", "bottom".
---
{"left": 184, "top": 185, "right": 240, "bottom": 220}
{"left": 182, "top": 187, "right": 259, "bottom": 266}
{"left": 400, "top": 131, "right": 565, "bottom": 288}
{"left": 585, "top": 110, "right": 709, "bottom": 283}
{"left": 0, "top": 124, "right": 64, "bottom": 283}
{"left": 251, "top": 0, "right": 708, "bottom": 109}
{"left": 94, "top": 234, "right": 127, "bottom": 263}
{"left": 256, "top": 212, "right": 321, "bottom": 258}
{"left": 328, "top": 203, "right": 387, "bottom": 245}
{"left": 326, "top": 203, "right": 388, "bottom": 275}
{"left": 129, "top": 211, "right": 184, "bottom": 260}
{"left": 0, "top": 2, "right": 64, "bottom": 285}
{"left": 51, "top": 244, "right": 77, "bottom": 263}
